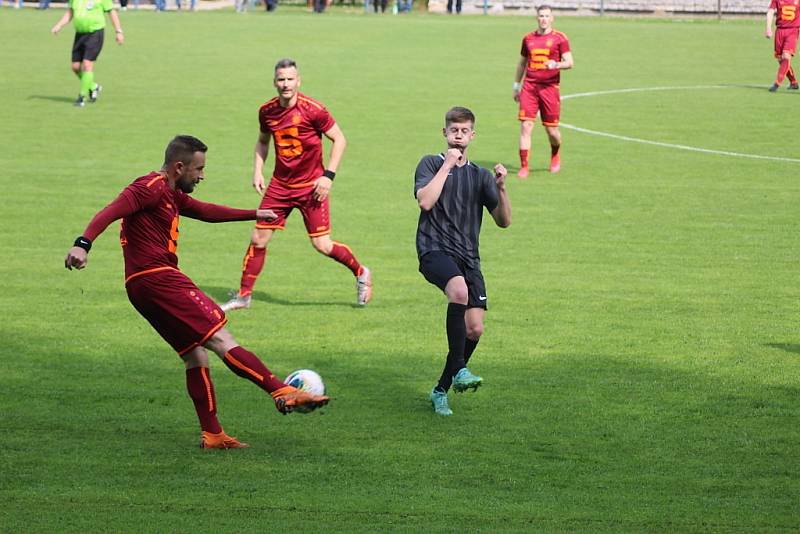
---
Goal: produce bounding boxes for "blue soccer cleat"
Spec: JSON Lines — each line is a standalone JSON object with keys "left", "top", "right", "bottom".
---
{"left": 452, "top": 368, "right": 482, "bottom": 393}
{"left": 429, "top": 387, "right": 453, "bottom": 416}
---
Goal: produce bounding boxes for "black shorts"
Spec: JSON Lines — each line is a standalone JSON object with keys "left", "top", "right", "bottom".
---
{"left": 419, "top": 251, "right": 488, "bottom": 309}
{"left": 72, "top": 29, "right": 104, "bottom": 62}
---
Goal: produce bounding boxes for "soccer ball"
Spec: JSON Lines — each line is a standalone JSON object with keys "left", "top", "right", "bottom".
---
{"left": 285, "top": 369, "right": 326, "bottom": 396}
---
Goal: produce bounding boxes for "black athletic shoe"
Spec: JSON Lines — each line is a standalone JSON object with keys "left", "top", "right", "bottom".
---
{"left": 74, "top": 95, "right": 86, "bottom": 107}
{"left": 89, "top": 84, "right": 102, "bottom": 103}
{"left": 789, "top": 83, "right": 799, "bottom": 90}
{"left": 768, "top": 83, "right": 780, "bottom": 92}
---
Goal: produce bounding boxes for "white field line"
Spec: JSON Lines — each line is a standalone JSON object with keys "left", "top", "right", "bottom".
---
{"left": 560, "top": 86, "right": 800, "bottom": 163}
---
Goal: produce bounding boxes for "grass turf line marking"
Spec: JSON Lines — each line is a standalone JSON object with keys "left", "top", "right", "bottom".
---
{"left": 561, "top": 86, "right": 800, "bottom": 164}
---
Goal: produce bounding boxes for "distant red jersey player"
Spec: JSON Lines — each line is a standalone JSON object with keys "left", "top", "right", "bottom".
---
{"left": 513, "top": 5, "right": 573, "bottom": 178}
{"left": 64, "top": 135, "right": 329, "bottom": 449}
{"left": 766, "top": 0, "right": 800, "bottom": 91}
{"left": 221, "top": 58, "right": 372, "bottom": 312}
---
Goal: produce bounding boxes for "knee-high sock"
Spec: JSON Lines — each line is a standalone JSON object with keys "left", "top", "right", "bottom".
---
{"left": 222, "top": 346, "right": 286, "bottom": 393}
{"left": 519, "top": 149, "right": 529, "bottom": 168}
{"left": 328, "top": 241, "right": 361, "bottom": 276}
{"left": 436, "top": 303, "right": 467, "bottom": 392}
{"left": 463, "top": 337, "right": 480, "bottom": 366}
{"left": 186, "top": 367, "right": 223, "bottom": 434}
{"left": 551, "top": 143, "right": 560, "bottom": 157}
{"left": 239, "top": 245, "right": 266, "bottom": 297}
{"left": 776, "top": 58, "right": 791, "bottom": 85}
{"left": 788, "top": 65, "right": 797, "bottom": 84}
{"left": 80, "top": 70, "right": 94, "bottom": 97}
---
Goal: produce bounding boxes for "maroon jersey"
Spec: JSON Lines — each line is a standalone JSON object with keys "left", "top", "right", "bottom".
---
{"left": 82, "top": 172, "right": 257, "bottom": 283}
{"left": 771, "top": 0, "right": 800, "bottom": 29}
{"left": 520, "top": 29, "right": 571, "bottom": 85}
{"left": 258, "top": 93, "right": 336, "bottom": 188}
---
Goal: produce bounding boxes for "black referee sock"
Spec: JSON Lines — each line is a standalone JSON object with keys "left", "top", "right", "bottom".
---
{"left": 464, "top": 337, "right": 480, "bottom": 366}
{"left": 437, "top": 303, "right": 467, "bottom": 391}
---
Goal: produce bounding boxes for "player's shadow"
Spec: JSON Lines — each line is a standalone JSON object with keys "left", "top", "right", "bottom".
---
{"left": 203, "top": 286, "right": 356, "bottom": 308}
{"left": 28, "top": 95, "right": 78, "bottom": 104}
{"left": 765, "top": 342, "right": 800, "bottom": 355}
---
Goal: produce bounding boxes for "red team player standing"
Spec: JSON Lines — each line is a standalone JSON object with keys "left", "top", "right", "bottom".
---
{"left": 221, "top": 58, "right": 372, "bottom": 312}
{"left": 513, "top": 5, "right": 573, "bottom": 178}
{"left": 65, "top": 135, "right": 329, "bottom": 449}
{"left": 766, "top": 0, "right": 800, "bottom": 91}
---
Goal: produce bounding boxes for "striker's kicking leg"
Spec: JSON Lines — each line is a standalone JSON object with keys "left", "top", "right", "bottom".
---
{"left": 310, "top": 235, "right": 372, "bottom": 306}
{"left": 204, "top": 328, "right": 330, "bottom": 415}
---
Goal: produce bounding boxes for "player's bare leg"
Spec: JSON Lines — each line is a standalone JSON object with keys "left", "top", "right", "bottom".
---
{"left": 518, "top": 120, "right": 534, "bottom": 178}
{"left": 310, "top": 234, "right": 372, "bottom": 305}
{"left": 545, "top": 125, "right": 562, "bottom": 173}
{"left": 221, "top": 228, "right": 274, "bottom": 311}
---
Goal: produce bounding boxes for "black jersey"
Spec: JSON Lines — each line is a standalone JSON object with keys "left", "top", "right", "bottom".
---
{"left": 414, "top": 154, "right": 499, "bottom": 268}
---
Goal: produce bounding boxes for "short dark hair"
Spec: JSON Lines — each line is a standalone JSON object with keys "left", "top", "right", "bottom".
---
{"left": 445, "top": 106, "right": 475, "bottom": 127}
{"left": 164, "top": 135, "right": 207, "bottom": 166}
{"left": 537, "top": 4, "right": 552, "bottom": 13}
{"left": 274, "top": 58, "right": 298, "bottom": 72}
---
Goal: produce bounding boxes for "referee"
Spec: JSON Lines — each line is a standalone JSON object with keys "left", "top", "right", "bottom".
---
{"left": 414, "top": 106, "right": 512, "bottom": 416}
{"left": 51, "top": 0, "right": 123, "bottom": 107}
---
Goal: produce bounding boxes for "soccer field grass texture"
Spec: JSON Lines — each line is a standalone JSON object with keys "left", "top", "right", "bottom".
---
{"left": 2, "top": 9, "right": 799, "bottom": 531}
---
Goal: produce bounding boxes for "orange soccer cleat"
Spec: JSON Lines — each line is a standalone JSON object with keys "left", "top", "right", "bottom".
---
{"left": 517, "top": 166, "right": 530, "bottom": 179}
{"left": 200, "top": 431, "right": 250, "bottom": 449}
{"left": 271, "top": 386, "right": 330, "bottom": 414}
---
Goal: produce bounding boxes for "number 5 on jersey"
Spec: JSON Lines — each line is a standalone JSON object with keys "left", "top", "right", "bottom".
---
{"left": 275, "top": 127, "right": 303, "bottom": 157}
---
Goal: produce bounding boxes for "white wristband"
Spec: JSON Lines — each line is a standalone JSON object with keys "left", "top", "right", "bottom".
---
{"left": 513, "top": 82, "right": 521, "bottom": 91}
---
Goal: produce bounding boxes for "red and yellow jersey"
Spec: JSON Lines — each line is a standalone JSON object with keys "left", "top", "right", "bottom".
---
{"left": 258, "top": 93, "right": 336, "bottom": 188}
{"left": 520, "top": 29, "right": 570, "bottom": 85}
{"left": 118, "top": 172, "right": 187, "bottom": 282}
{"left": 771, "top": 0, "right": 800, "bottom": 29}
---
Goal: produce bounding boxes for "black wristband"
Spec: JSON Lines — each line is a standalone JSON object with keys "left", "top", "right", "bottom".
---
{"left": 322, "top": 169, "right": 336, "bottom": 180}
{"left": 74, "top": 236, "right": 92, "bottom": 252}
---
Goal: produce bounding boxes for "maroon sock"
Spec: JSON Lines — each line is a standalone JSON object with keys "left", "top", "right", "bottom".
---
{"left": 519, "top": 149, "right": 529, "bottom": 168}
{"left": 776, "top": 59, "right": 791, "bottom": 85}
{"left": 239, "top": 245, "right": 266, "bottom": 297}
{"left": 328, "top": 242, "right": 361, "bottom": 276}
{"left": 788, "top": 65, "right": 797, "bottom": 84}
{"left": 551, "top": 144, "right": 560, "bottom": 157}
{"left": 186, "top": 367, "right": 223, "bottom": 434}
{"left": 223, "top": 346, "right": 286, "bottom": 393}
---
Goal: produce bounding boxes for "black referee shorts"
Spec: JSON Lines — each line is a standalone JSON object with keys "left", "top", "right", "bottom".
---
{"left": 72, "top": 29, "right": 105, "bottom": 63}
{"left": 419, "top": 251, "right": 488, "bottom": 309}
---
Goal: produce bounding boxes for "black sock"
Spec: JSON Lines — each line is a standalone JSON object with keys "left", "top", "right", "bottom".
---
{"left": 436, "top": 303, "right": 467, "bottom": 391}
{"left": 464, "top": 337, "right": 479, "bottom": 366}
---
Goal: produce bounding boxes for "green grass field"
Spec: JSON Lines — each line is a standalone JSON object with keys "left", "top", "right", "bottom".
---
{"left": 2, "top": 6, "right": 799, "bottom": 531}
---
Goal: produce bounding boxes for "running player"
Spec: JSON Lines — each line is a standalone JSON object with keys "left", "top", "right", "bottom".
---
{"left": 65, "top": 135, "right": 329, "bottom": 449}
{"left": 221, "top": 58, "right": 372, "bottom": 311}
{"left": 414, "top": 107, "right": 512, "bottom": 416}
{"left": 766, "top": 0, "right": 800, "bottom": 91}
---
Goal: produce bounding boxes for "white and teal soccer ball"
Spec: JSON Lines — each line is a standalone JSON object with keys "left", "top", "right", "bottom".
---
{"left": 285, "top": 369, "right": 326, "bottom": 396}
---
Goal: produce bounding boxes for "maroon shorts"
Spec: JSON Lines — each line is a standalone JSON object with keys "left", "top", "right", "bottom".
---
{"left": 518, "top": 82, "right": 561, "bottom": 126}
{"left": 775, "top": 27, "right": 800, "bottom": 57}
{"left": 125, "top": 267, "right": 227, "bottom": 356}
{"left": 256, "top": 179, "right": 330, "bottom": 237}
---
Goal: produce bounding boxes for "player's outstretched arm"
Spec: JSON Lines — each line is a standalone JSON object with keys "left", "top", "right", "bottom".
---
{"left": 64, "top": 193, "right": 136, "bottom": 271}
{"left": 490, "top": 164, "right": 512, "bottom": 228}
{"left": 179, "top": 196, "right": 277, "bottom": 223}
{"left": 253, "top": 131, "right": 271, "bottom": 196}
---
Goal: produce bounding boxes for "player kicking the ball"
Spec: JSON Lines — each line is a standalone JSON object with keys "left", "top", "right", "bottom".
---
{"left": 65, "top": 135, "right": 329, "bottom": 449}
{"left": 220, "top": 58, "right": 372, "bottom": 311}
{"left": 414, "top": 107, "right": 512, "bottom": 416}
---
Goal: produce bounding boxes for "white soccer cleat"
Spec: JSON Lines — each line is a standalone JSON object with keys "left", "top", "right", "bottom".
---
{"left": 220, "top": 293, "right": 251, "bottom": 312}
{"left": 356, "top": 266, "right": 372, "bottom": 306}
